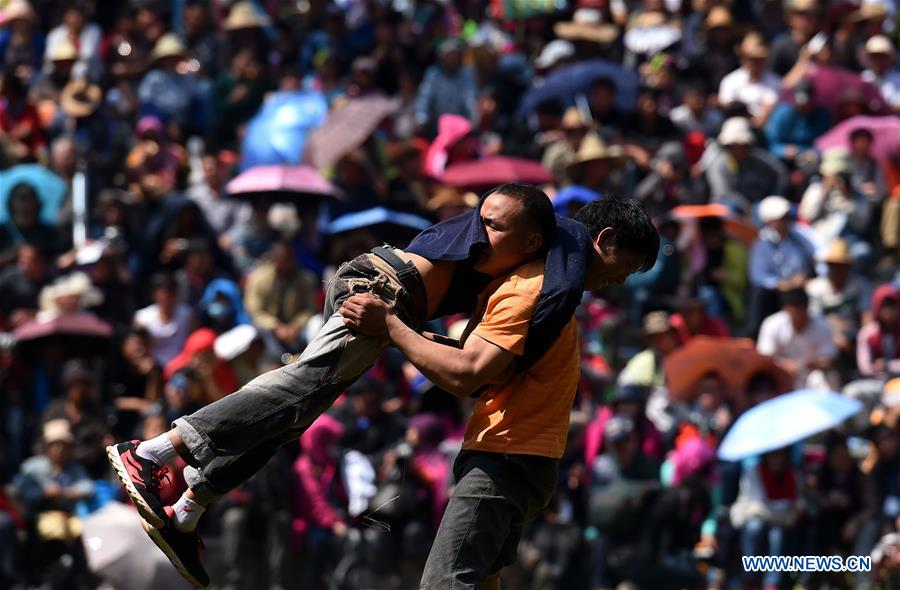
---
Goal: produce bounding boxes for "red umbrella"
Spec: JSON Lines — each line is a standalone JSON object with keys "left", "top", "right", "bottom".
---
{"left": 225, "top": 165, "right": 341, "bottom": 200}
{"left": 14, "top": 313, "right": 113, "bottom": 341}
{"left": 441, "top": 156, "right": 555, "bottom": 189}
{"left": 304, "top": 96, "right": 399, "bottom": 169}
{"left": 815, "top": 115, "right": 900, "bottom": 163}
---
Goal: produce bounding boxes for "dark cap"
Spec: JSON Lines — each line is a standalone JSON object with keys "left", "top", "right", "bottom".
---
{"left": 62, "top": 360, "right": 95, "bottom": 387}
{"left": 604, "top": 414, "right": 635, "bottom": 443}
{"left": 614, "top": 383, "right": 650, "bottom": 403}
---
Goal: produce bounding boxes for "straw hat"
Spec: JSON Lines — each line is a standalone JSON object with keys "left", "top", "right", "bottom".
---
{"left": 705, "top": 6, "right": 734, "bottom": 30}
{"left": 561, "top": 107, "right": 590, "bottom": 130}
{"left": 787, "top": 0, "right": 818, "bottom": 12}
{"left": 739, "top": 32, "right": 769, "bottom": 58}
{"left": 48, "top": 38, "right": 78, "bottom": 63}
{"left": 224, "top": 1, "right": 270, "bottom": 31}
{"left": 865, "top": 35, "right": 895, "bottom": 56}
{"left": 819, "top": 147, "right": 850, "bottom": 176}
{"left": 854, "top": 3, "right": 888, "bottom": 22}
{"left": 554, "top": 9, "right": 619, "bottom": 44}
{"left": 60, "top": 78, "right": 103, "bottom": 118}
{"left": 150, "top": 33, "right": 186, "bottom": 61}
{"left": 43, "top": 419, "right": 74, "bottom": 445}
{"left": 823, "top": 238, "right": 852, "bottom": 264}
{"left": 2, "top": 0, "right": 36, "bottom": 23}
{"left": 567, "top": 133, "right": 626, "bottom": 171}
{"left": 717, "top": 116, "right": 755, "bottom": 146}
{"left": 427, "top": 186, "right": 479, "bottom": 211}
{"left": 39, "top": 272, "right": 103, "bottom": 313}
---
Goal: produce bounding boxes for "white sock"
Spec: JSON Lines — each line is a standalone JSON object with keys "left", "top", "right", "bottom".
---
{"left": 136, "top": 433, "right": 179, "bottom": 466}
{"left": 172, "top": 494, "right": 205, "bottom": 533}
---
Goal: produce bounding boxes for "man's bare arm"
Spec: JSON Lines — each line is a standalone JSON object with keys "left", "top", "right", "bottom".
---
{"left": 340, "top": 294, "right": 512, "bottom": 397}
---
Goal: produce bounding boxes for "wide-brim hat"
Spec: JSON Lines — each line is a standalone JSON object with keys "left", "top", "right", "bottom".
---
{"left": 758, "top": 195, "right": 792, "bottom": 223}
{"left": 554, "top": 9, "right": 620, "bottom": 44}
{"left": 48, "top": 38, "right": 78, "bottom": 62}
{"left": 150, "top": 33, "right": 187, "bottom": 61}
{"left": 43, "top": 419, "right": 74, "bottom": 445}
{"left": 823, "top": 238, "right": 852, "bottom": 264}
{"left": 39, "top": 272, "right": 103, "bottom": 313}
{"left": 561, "top": 106, "right": 590, "bottom": 130}
{"left": 820, "top": 147, "right": 850, "bottom": 176}
{"left": 865, "top": 34, "right": 895, "bottom": 56}
{"left": 214, "top": 324, "right": 260, "bottom": 361}
{"left": 718, "top": 116, "right": 755, "bottom": 146}
{"left": 1, "top": 0, "right": 37, "bottom": 24}
{"left": 566, "top": 133, "right": 626, "bottom": 171}
{"left": 60, "top": 79, "right": 103, "bottom": 118}
{"left": 535, "top": 39, "right": 575, "bottom": 70}
{"left": 853, "top": 2, "right": 888, "bottom": 21}
{"left": 224, "top": 1, "right": 271, "bottom": 30}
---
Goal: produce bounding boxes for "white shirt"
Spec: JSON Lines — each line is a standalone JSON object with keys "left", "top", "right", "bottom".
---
{"left": 862, "top": 68, "right": 900, "bottom": 109}
{"left": 757, "top": 310, "right": 837, "bottom": 388}
{"left": 718, "top": 67, "right": 781, "bottom": 117}
{"left": 134, "top": 303, "right": 194, "bottom": 366}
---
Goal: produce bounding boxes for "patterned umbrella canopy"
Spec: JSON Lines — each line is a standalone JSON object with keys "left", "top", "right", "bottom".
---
{"left": 304, "top": 96, "right": 400, "bottom": 169}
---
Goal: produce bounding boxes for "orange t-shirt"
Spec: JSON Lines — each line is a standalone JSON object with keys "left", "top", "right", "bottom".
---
{"left": 461, "top": 260, "right": 581, "bottom": 459}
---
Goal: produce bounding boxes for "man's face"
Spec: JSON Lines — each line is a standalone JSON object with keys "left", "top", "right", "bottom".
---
{"left": 19, "top": 245, "right": 46, "bottom": 281}
{"left": 472, "top": 193, "right": 543, "bottom": 278}
{"left": 585, "top": 228, "right": 647, "bottom": 289}
{"left": 785, "top": 303, "right": 809, "bottom": 330}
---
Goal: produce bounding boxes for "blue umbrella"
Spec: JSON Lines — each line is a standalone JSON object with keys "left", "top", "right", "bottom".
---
{"left": 553, "top": 185, "right": 600, "bottom": 215}
{"left": 718, "top": 389, "right": 863, "bottom": 462}
{"left": 0, "top": 164, "right": 67, "bottom": 224}
{"left": 240, "top": 90, "right": 329, "bottom": 171}
{"left": 325, "top": 207, "right": 432, "bottom": 235}
{"left": 517, "top": 59, "right": 640, "bottom": 118}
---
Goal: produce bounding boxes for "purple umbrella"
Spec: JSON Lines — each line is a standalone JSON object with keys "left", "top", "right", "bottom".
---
{"left": 226, "top": 165, "right": 342, "bottom": 200}
{"left": 441, "top": 156, "right": 555, "bottom": 189}
{"left": 787, "top": 66, "right": 889, "bottom": 116}
{"left": 815, "top": 115, "right": 900, "bottom": 162}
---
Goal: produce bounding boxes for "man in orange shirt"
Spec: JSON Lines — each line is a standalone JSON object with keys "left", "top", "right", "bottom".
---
{"left": 341, "top": 197, "right": 659, "bottom": 589}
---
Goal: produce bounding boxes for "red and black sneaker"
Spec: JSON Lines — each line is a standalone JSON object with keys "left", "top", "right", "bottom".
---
{"left": 106, "top": 440, "right": 170, "bottom": 528}
{"left": 141, "top": 507, "right": 210, "bottom": 588}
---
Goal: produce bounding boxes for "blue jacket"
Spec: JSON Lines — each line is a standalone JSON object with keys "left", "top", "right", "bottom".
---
{"left": 407, "top": 200, "right": 592, "bottom": 371}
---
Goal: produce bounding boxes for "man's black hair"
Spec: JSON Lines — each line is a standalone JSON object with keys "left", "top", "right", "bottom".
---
{"left": 590, "top": 77, "right": 617, "bottom": 93}
{"left": 780, "top": 287, "right": 809, "bottom": 308}
{"left": 573, "top": 196, "right": 660, "bottom": 272}
{"left": 491, "top": 183, "right": 557, "bottom": 255}
{"left": 849, "top": 127, "right": 874, "bottom": 142}
{"left": 150, "top": 272, "right": 177, "bottom": 292}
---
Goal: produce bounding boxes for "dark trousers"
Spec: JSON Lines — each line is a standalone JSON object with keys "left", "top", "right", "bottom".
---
{"left": 420, "top": 450, "right": 559, "bottom": 590}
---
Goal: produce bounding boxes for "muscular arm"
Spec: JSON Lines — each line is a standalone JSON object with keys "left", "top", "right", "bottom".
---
{"left": 340, "top": 294, "right": 513, "bottom": 397}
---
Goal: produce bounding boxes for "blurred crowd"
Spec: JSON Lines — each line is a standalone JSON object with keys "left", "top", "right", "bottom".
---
{"left": 1, "top": 0, "right": 900, "bottom": 589}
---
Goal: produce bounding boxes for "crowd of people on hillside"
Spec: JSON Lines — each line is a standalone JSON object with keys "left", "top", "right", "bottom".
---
{"left": 1, "top": 0, "right": 900, "bottom": 588}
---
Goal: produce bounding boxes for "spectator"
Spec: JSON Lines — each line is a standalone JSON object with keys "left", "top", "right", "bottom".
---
{"left": 243, "top": 240, "right": 320, "bottom": 362}
{"left": 634, "top": 141, "right": 706, "bottom": 218}
{"left": 414, "top": 39, "right": 478, "bottom": 137}
{"left": 669, "top": 295, "right": 731, "bottom": 344}
{"left": 164, "top": 327, "right": 237, "bottom": 403}
{"left": 619, "top": 311, "right": 681, "bottom": 388}
{"left": 0, "top": 243, "right": 50, "bottom": 329}
{"left": 718, "top": 33, "right": 781, "bottom": 125}
{"left": 748, "top": 195, "right": 816, "bottom": 335}
{"left": 809, "top": 434, "right": 867, "bottom": 557}
{"left": 847, "top": 126, "right": 888, "bottom": 205}
{"left": 730, "top": 447, "right": 804, "bottom": 590}
{"left": 138, "top": 33, "right": 205, "bottom": 130}
{"left": 214, "top": 324, "right": 266, "bottom": 388}
{"left": 765, "top": 79, "right": 832, "bottom": 167}
{"left": 757, "top": 288, "right": 839, "bottom": 390}
{"left": 799, "top": 148, "right": 873, "bottom": 246}
{"left": 187, "top": 150, "right": 251, "bottom": 250}
{"left": 42, "top": 0, "right": 102, "bottom": 81}
{"left": 42, "top": 360, "right": 111, "bottom": 478}
{"left": 542, "top": 107, "right": 590, "bottom": 186}
{"left": 704, "top": 117, "right": 789, "bottom": 214}
{"left": 691, "top": 216, "right": 749, "bottom": 324}
{"left": 108, "top": 328, "right": 163, "bottom": 438}
{"left": 857, "top": 284, "right": 900, "bottom": 379}
{"left": 134, "top": 273, "right": 194, "bottom": 367}
{"left": 767, "top": 0, "right": 819, "bottom": 76}
{"left": 861, "top": 35, "right": 900, "bottom": 112}
{"left": 0, "top": 182, "right": 59, "bottom": 268}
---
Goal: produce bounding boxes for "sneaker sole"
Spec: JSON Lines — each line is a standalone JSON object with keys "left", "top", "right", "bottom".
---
{"left": 140, "top": 518, "right": 208, "bottom": 588}
{"left": 106, "top": 445, "right": 165, "bottom": 528}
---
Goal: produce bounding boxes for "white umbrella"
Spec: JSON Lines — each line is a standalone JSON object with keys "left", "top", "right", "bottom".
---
{"left": 718, "top": 389, "right": 863, "bottom": 461}
{"left": 82, "top": 502, "right": 192, "bottom": 590}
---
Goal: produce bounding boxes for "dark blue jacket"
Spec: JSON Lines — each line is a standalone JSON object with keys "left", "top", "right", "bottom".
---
{"left": 407, "top": 204, "right": 592, "bottom": 371}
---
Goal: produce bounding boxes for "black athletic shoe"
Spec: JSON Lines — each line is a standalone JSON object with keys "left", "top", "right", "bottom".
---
{"left": 141, "top": 506, "right": 209, "bottom": 588}
{"left": 107, "top": 440, "right": 170, "bottom": 528}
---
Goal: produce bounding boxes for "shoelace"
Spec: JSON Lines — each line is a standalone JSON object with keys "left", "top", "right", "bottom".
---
{"left": 150, "top": 465, "right": 172, "bottom": 491}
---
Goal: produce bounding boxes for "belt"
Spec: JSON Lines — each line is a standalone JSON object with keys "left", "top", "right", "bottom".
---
{"left": 371, "top": 245, "right": 427, "bottom": 321}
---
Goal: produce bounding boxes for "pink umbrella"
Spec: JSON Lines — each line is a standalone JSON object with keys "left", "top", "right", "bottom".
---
{"left": 225, "top": 165, "right": 341, "bottom": 200}
{"left": 441, "top": 156, "right": 555, "bottom": 189}
{"left": 815, "top": 115, "right": 900, "bottom": 162}
{"left": 304, "top": 95, "right": 399, "bottom": 169}
{"left": 14, "top": 313, "right": 113, "bottom": 341}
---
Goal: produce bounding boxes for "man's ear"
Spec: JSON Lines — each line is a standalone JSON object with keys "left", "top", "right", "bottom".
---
{"left": 524, "top": 232, "right": 543, "bottom": 255}
{"left": 595, "top": 227, "right": 616, "bottom": 254}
